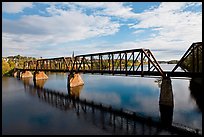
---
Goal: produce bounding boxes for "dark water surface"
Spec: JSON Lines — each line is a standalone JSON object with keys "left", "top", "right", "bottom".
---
{"left": 2, "top": 64, "right": 202, "bottom": 135}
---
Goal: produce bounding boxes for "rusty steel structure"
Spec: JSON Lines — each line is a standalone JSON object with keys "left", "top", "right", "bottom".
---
{"left": 73, "top": 48, "right": 165, "bottom": 77}
{"left": 19, "top": 42, "right": 203, "bottom": 78}
{"left": 22, "top": 48, "right": 166, "bottom": 77}
{"left": 23, "top": 57, "right": 73, "bottom": 71}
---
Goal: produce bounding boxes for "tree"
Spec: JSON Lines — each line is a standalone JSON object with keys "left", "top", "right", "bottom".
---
{"left": 16, "top": 54, "right": 21, "bottom": 59}
{"left": 2, "top": 59, "right": 11, "bottom": 76}
{"left": 181, "top": 47, "right": 202, "bottom": 72}
{"left": 8, "top": 60, "right": 15, "bottom": 69}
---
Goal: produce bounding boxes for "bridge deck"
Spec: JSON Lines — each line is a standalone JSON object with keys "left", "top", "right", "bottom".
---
{"left": 16, "top": 68, "right": 202, "bottom": 78}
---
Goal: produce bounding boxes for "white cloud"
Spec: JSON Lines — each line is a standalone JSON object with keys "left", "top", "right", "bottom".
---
{"left": 95, "top": 2, "right": 136, "bottom": 18}
{"left": 2, "top": 2, "right": 202, "bottom": 60}
{"left": 2, "top": 5, "right": 120, "bottom": 57}
{"left": 64, "top": 2, "right": 201, "bottom": 61}
{"left": 2, "top": 33, "right": 42, "bottom": 57}
{"left": 126, "top": 2, "right": 202, "bottom": 60}
{"left": 3, "top": 8, "right": 120, "bottom": 42}
{"left": 69, "top": 2, "right": 136, "bottom": 18}
{"left": 133, "top": 29, "right": 145, "bottom": 34}
{"left": 2, "top": 2, "right": 33, "bottom": 13}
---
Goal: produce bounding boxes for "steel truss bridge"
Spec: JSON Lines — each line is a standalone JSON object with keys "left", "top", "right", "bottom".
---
{"left": 16, "top": 42, "right": 202, "bottom": 135}
{"left": 18, "top": 42, "right": 202, "bottom": 78}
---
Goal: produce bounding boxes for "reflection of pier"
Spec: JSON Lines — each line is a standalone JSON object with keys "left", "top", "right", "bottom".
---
{"left": 189, "top": 78, "right": 203, "bottom": 112}
{"left": 159, "top": 77, "right": 174, "bottom": 127}
{"left": 22, "top": 79, "right": 201, "bottom": 135}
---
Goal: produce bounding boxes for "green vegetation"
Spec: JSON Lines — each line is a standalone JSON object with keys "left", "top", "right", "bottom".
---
{"left": 167, "top": 60, "right": 179, "bottom": 64}
{"left": 89, "top": 59, "right": 147, "bottom": 70}
{"left": 2, "top": 55, "right": 37, "bottom": 76}
{"left": 2, "top": 59, "right": 11, "bottom": 76}
{"left": 2, "top": 59, "right": 15, "bottom": 77}
{"left": 158, "top": 60, "right": 179, "bottom": 64}
{"left": 181, "top": 48, "right": 202, "bottom": 72}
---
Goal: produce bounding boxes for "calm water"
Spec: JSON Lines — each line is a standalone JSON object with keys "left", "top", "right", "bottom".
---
{"left": 2, "top": 64, "right": 202, "bottom": 135}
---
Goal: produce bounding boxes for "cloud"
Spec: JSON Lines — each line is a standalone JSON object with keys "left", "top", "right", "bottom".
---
{"left": 3, "top": 2, "right": 33, "bottom": 13}
{"left": 3, "top": 10, "right": 120, "bottom": 42}
{"left": 130, "top": 2, "right": 202, "bottom": 46}
{"left": 133, "top": 29, "right": 145, "bottom": 34}
{"left": 2, "top": 4, "right": 120, "bottom": 57}
{"left": 69, "top": 2, "right": 136, "bottom": 19}
{"left": 2, "top": 2, "right": 202, "bottom": 60}
{"left": 124, "top": 2, "right": 202, "bottom": 60}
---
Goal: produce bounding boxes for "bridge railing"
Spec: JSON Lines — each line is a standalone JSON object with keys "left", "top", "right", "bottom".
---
{"left": 23, "top": 57, "right": 74, "bottom": 71}
{"left": 72, "top": 49, "right": 165, "bottom": 77}
{"left": 23, "top": 60, "right": 37, "bottom": 69}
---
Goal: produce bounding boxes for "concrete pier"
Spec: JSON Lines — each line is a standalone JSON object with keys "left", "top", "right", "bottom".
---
{"left": 69, "top": 73, "right": 84, "bottom": 88}
{"left": 15, "top": 70, "right": 22, "bottom": 79}
{"left": 21, "top": 71, "right": 33, "bottom": 78}
{"left": 33, "top": 71, "right": 48, "bottom": 80}
{"left": 13, "top": 71, "right": 18, "bottom": 78}
{"left": 14, "top": 70, "right": 33, "bottom": 78}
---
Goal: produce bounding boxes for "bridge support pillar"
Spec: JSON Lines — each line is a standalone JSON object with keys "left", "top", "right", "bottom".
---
{"left": 21, "top": 71, "right": 33, "bottom": 78}
{"left": 13, "top": 70, "right": 19, "bottom": 78}
{"left": 14, "top": 70, "right": 33, "bottom": 79}
{"left": 33, "top": 71, "right": 48, "bottom": 81}
{"left": 70, "top": 73, "right": 84, "bottom": 88}
{"left": 67, "top": 73, "right": 84, "bottom": 95}
{"left": 159, "top": 77, "right": 174, "bottom": 127}
{"left": 13, "top": 68, "right": 17, "bottom": 77}
{"left": 15, "top": 70, "right": 22, "bottom": 79}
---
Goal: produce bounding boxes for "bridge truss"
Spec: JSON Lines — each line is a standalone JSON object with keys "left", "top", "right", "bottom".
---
{"left": 23, "top": 49, "right": 166, "bottom": 77}
{"left": 21, "top": 42, "right": 202, "bottom": 78}
{"left": 172, "top": 42, "right": 202, "bottom": 73}
{"left": 72, "top": 48, "right": 165, "bottom": 77}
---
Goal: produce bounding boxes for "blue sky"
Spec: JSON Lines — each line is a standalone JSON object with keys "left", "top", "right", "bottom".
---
{"left": 2, "top": 2, "right": 202, "bottom": 60}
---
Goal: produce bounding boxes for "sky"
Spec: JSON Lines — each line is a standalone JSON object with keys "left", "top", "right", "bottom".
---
{"left": 2, "top": 2, "right": 202, "bottom": 60}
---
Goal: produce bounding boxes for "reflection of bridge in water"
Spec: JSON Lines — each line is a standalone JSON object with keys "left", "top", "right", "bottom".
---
{"left": 22, "top": 78, "right": 201, "bottom": 135}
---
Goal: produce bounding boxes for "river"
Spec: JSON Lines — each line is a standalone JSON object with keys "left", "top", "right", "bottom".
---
{"left": 2, "top": 64, "right": 202, "bottom": 135}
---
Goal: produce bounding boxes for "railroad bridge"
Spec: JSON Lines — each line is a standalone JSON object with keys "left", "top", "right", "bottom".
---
{"left": 15, "top": 42, "right": 202, "bottom": 82}
{"left": 14, "top": 42, "right": 202, "bottom": 106}
{"left": 14, "top": 42, "right": 202, "bottom": 135}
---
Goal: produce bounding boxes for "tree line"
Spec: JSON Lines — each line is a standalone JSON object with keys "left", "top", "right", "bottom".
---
{"left": 2, "top": 55, "right": 37, "bottom": 76}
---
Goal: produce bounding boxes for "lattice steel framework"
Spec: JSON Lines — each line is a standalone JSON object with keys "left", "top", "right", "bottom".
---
{"left": 172, "top": 42, "right": 202, "bottom": 73}
{"left": 23, "top": 57, "right": 74, "bottom": 71}
{"left": 72, "top": 48, "right": 165, "bottom": 77}
{"left": 22, "top": 49, "right": 166, "bottom": 77}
